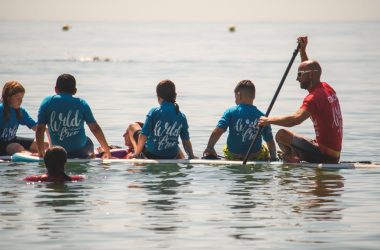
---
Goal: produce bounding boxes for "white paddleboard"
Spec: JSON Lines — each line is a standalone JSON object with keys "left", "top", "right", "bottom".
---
{"left": 9, "top": 152, "right": 380, "bottom": 169}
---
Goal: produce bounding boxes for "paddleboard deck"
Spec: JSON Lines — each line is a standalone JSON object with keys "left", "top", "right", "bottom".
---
{"left": 4, "top": 153, "right": 380, "bottom": 169}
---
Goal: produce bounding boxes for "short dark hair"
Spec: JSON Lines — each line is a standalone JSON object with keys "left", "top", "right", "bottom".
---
{"left": 44, "top": 146, "right": 67, "bottom": 175}
{"left": 234, "top": 80, "right": 255, "bottom": 99}
{"left": 56, "top": 74, "right": 76, "bottom": 94}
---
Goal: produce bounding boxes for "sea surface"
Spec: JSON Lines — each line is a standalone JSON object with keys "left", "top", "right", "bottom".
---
{"left": 0, "top": 21, "right": 379, "bottom": 249}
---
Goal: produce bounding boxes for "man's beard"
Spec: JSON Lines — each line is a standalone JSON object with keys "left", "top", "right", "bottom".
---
{"left": 300, "top": 81, "right": 310, "bottom": 90}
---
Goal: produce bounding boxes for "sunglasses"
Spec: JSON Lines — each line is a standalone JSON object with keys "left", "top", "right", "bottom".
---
{"left": 297, "top": 70, "right": 319, "bottom": 78}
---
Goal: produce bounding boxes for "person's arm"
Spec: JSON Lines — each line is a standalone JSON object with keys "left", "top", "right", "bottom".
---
{"left": 45, "top": 127, "right": 51, "bottom": 147}
{"left": 128, "top": 134, "right": 147, "bottom": 158}
{"left": 259, "top": 108, "right": 311, "bottom": 127}
{"left": 203, "top": 127, "right": 225, "bottom": 157}
{"left": 266, "top": 140, "right": 277, "bottom": 161}
{"left": 88, "top": 122, "right": 111, "bottom": 158}
{"left": 36, "top": 124, "right": 46, "bottom": 157}
{"left": 182, "top": 140, "right": 196, "bottom": 159}
{"left": 297, "top": 36, "right": 308, "bottom": 62}
{"left": 31, "top": 125, "right": 51, "bottom": 145}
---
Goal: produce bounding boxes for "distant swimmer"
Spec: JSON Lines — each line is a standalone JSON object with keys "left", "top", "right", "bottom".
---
{"left": 229, "top": 25, "right": 236, "bottom": 32}
{"left": 92, "top": 56, "right": 111, "bottom": 62}
{"left": 62, "top": 24, "right": 71, "bottom": 31}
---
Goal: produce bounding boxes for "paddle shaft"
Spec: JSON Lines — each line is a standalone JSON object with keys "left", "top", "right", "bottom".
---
{"left": 242, "top": 43, "right": 301, "bottom": 165}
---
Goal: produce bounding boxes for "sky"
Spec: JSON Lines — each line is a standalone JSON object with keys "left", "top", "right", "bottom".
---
{"left": 0, "top": 0, "right": 379, "bottom": 22}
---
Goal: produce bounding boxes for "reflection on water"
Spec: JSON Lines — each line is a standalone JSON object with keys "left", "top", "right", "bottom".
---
{"left": 224, "top": 164, "right": 272, "bottom": 211}
{"left": 222, "top": 165, "right": 346, "bottom": 242}
{"left": 0, "top": 161, "right": 379, "bottom": 249}
{"left": 34, "top": 183, "right": 87, "bottom": 213}
{"left": 138, "top": 164, "right": 192, "bottom": 233}
{"left": 293, "top": 169, "right": 344, "bottom": 221}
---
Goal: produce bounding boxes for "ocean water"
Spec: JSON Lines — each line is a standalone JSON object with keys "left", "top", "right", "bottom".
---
{"left": 0, "top": 21, "right": 380, "bottom": 249}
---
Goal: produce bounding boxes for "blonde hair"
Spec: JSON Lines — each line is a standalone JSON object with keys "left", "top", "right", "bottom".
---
{"left": 1, "top": 81, "right": 25, "bottom": 121}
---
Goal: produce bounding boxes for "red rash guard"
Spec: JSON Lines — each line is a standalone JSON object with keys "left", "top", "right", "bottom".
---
{"left": 301, "top": 82, "right": 343, "bottom": 158}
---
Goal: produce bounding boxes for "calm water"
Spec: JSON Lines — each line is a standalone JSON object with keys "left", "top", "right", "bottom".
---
{"left": 1, "top": 21, "right": 380, "bottom": 249}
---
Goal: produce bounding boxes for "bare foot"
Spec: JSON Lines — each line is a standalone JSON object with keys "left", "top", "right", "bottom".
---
{"left": 282, "top": 154, "right": 301, "bottom": 163}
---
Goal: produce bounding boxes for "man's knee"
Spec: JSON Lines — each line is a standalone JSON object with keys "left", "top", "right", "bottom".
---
{"left": 275, "top": 129, "right": 294, "bottom": 146}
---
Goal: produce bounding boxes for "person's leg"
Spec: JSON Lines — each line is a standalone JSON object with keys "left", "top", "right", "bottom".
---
{"left": 127, "top": 122, "right": 143, "bottom": 151}
{"left": 176, "top": 147, "right": 185, "bottom": 159}
{"left": 6, "top": 143, "right": 25, "bottom": 155}
{"left": 291, "top": 136, "right": 338, "bottom": 163}
{"left": 275, "top": 129, "right": 300, "bottom": 162}
{"left": 29, "top": 140, "right": 49, "bottom": 153}
{"left": 6, "top": 137, "right": 35, "bottom": 155}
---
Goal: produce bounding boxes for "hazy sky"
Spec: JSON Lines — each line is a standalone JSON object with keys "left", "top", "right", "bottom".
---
{"left": 0, "top": 0, "right": 379, "bottom": 22}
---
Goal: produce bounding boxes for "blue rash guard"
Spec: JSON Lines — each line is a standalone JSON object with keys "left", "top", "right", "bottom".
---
{"left": 141, "top": 101, "right": 190, "bottom": 158}
{"left": 37, "top": 93, "right": 96, "bottom": 152}
{"left": 0, "top": 104, "right": 36, "bottom": 142}
{"left": 217, "top": 104, "right": 273, "bottom": 155}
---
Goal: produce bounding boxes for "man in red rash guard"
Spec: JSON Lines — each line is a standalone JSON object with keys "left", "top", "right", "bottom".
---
{"left": 259, "top": 36, "right": 343, "bottom": 163}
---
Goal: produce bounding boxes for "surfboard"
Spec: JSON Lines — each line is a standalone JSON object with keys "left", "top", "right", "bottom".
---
{"left": 0, "top": 155, "right": 11, "bottom": 162}
{"left": 10, "top": 152, "right": 102, "bottom": 163}
{"left": 8, "top": 152, "right": 380, "bottom": 169}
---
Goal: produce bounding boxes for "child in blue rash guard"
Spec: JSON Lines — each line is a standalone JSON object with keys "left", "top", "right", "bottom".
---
{"left": 128, "top": 80, "right": 196, "bottom": 159}
{"left": 0, "top": 81, "right": 49, "bottom": 155}
{"left": 203, "top": 80, "right": 277, "bottom": 161}
{"left": 36, "top": 74, "right": 111, "bottom": 159}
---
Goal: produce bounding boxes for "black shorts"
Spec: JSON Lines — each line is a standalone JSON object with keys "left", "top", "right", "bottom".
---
{"left": 291, "top": 136, "right": 339, "bottom": 163}
{"left": 0, "top": 137, "right": 34, "bottom": 156}
{"left": 141, "top": 149, "right": 178, "bottom": 159}
{"left": 66, "top": 137, "right": 94, "bottom": 159}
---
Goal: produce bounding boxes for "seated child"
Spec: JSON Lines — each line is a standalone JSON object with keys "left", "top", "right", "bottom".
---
{"left": 203, "top": 80, "right": 277, "bottom": 161}
{"left": 0, "top": 81, "right": 49, "bottom": 156}
{"left": 36, "top": 74, "right": 111, "bottom": 159}
{"left": 97, "top": 121, "right": 186, "bottom": 159}
{"left": 128, "top": 80, "right": 196, "bottom": 159}
{"left": 24, "top": 146, "right": 84, "bottom": 182}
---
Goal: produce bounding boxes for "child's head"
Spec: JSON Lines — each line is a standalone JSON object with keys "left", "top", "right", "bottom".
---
{"left": 156, "top": 80, "right": 180, "bottom": 114}
{"left": 234, "top": 80, "right": 256, "bottom": 104}
{"left": 156, "top": 79, "right": 177, "bottom": 103}
{"left": 55, "top": 74, "right": 77, "bottom": 95}
{"left": 44, "top": 146, "right": 67, "bottom": 176}
{"left": 1, "top": 81, "right": 25, "bottom": 121}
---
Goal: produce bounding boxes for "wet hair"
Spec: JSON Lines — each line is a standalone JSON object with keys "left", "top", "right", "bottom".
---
{"left": 44, "top": 146, "right": 70, "bottom": 180}
{"left": 156, "top": 79, "right": 180, "bottom": 114}
{"left": 56, "top": 74, "right": 76, "bottom": 94}
{"left": 1, "top": 81, "right": 25, "bottom": 122}
{"left": 234, "top": 80, "right": 256, "bottom": 99}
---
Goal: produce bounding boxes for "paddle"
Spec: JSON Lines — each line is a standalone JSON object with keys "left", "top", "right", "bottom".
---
{"left": 242, "top": 43, "right": 301, "bottom": 165}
